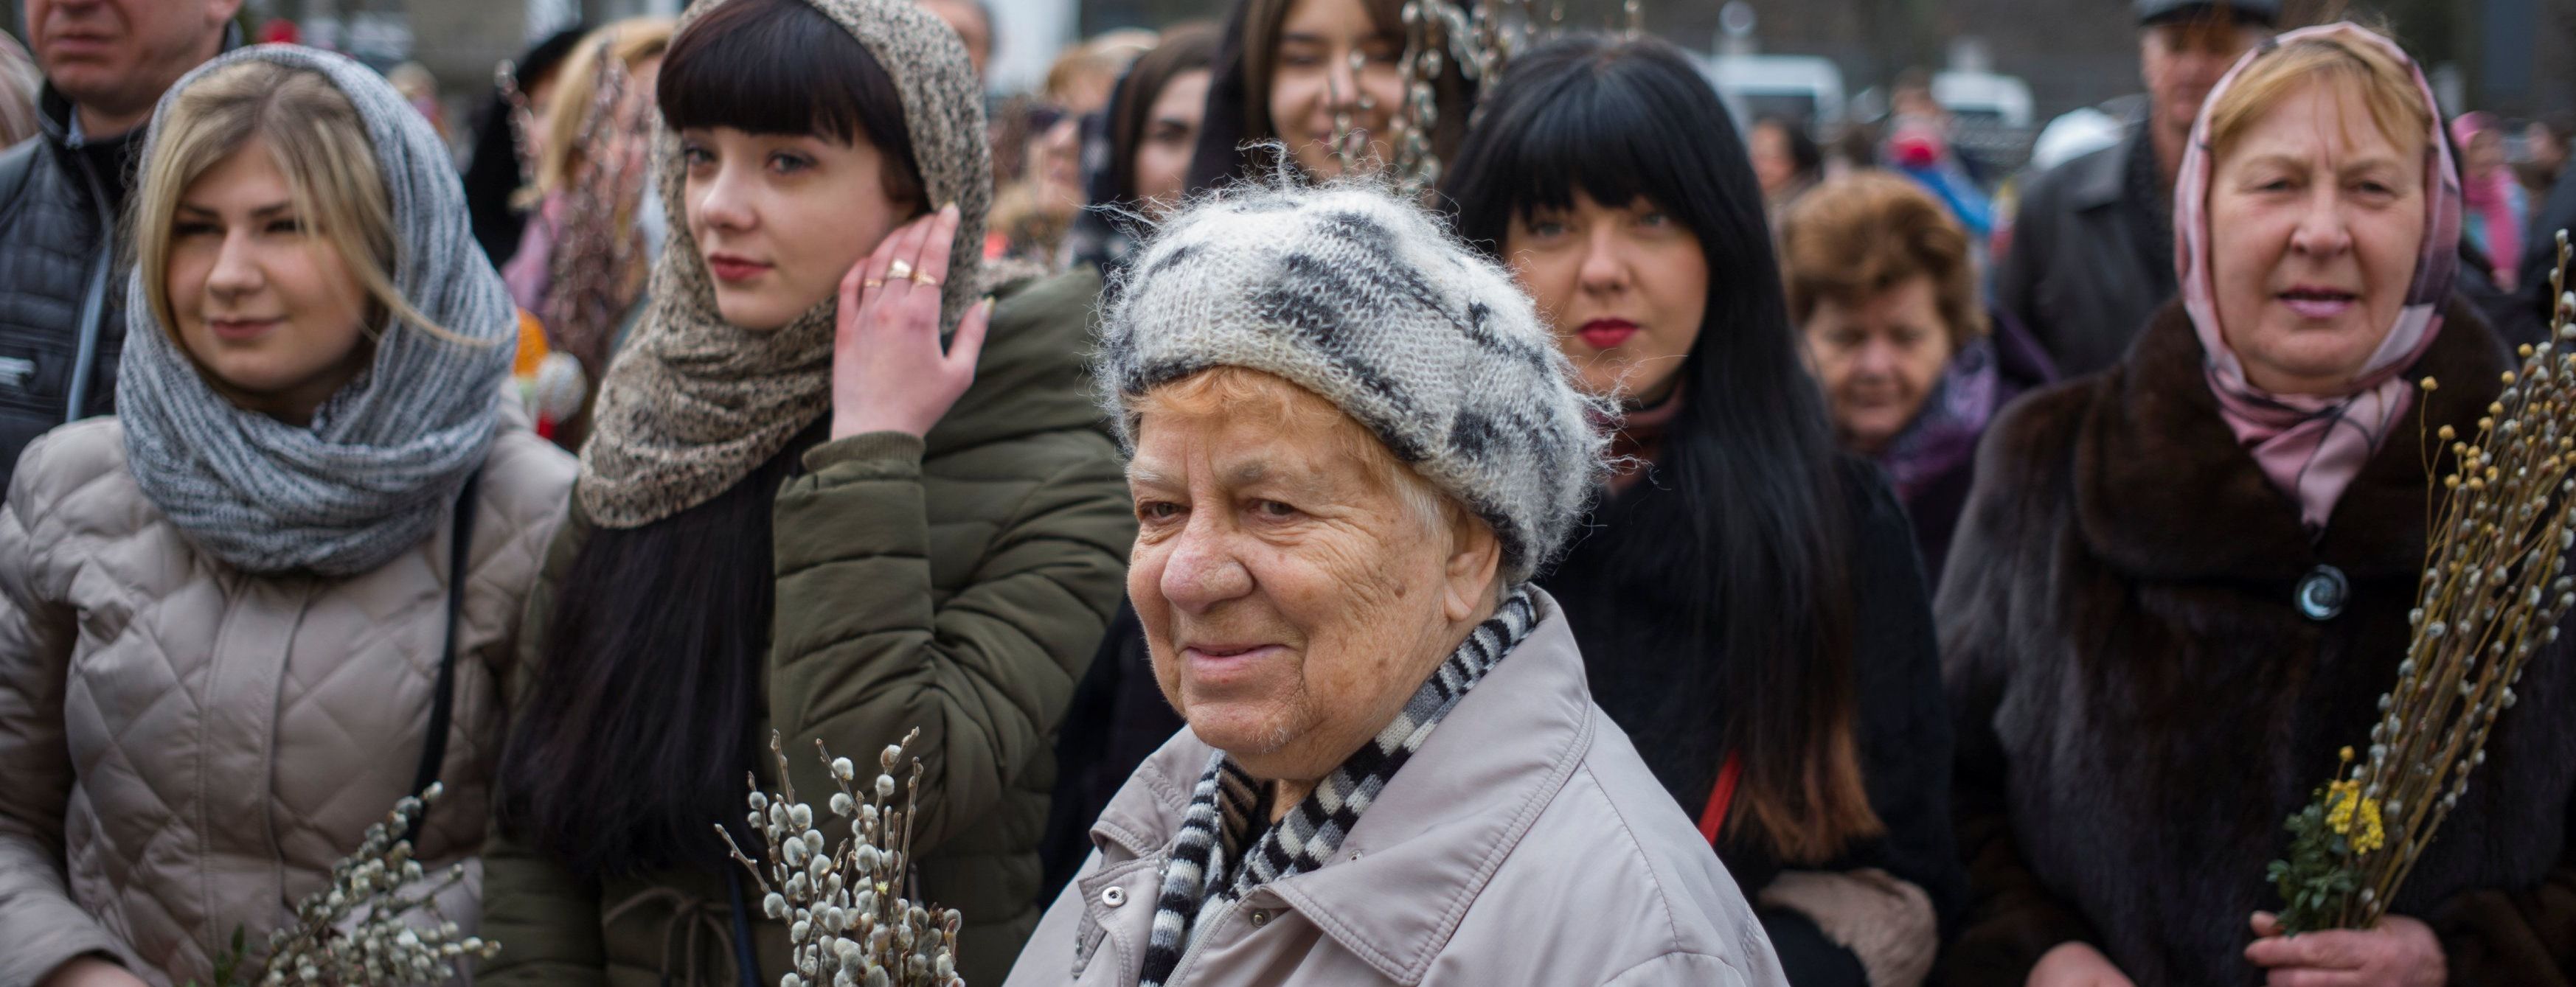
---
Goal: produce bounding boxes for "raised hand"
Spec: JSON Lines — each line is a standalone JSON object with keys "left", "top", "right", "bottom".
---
{"left": 829, "top": 202, "right": 994, "bottom": 441}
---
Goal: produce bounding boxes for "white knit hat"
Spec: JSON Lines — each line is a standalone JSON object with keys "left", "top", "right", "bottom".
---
{"left": 1098, "top": 181, "right": 1608, "bottom": 582}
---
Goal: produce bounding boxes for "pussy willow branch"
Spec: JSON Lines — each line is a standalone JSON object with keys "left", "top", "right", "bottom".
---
{"left": 2336, "top": 232, "right": 2576, "bottom": 926}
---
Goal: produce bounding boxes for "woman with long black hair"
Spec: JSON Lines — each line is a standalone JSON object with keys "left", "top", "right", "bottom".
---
{"left": 476, "top": 0, "right": 1132, "bottom": 983}
{"left": 1442, "top": 33, "right": 1965, "bottom": 987}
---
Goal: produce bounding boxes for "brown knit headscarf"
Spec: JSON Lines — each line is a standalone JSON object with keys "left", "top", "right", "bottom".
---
{"left": 575, "top": 0, "right": 991, "bottom": 529}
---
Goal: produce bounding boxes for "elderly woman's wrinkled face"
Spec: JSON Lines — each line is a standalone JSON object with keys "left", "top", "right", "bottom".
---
{"left": 1127, "top": 370, "right": 1500, "bottom": 785}
{"left": 2209, "top": 80, "right": 2426, "bottom": 395}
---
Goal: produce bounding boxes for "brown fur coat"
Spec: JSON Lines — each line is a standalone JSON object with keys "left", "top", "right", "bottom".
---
{"left": 1937, "top": 300, "right": 2576, "bottom": 986}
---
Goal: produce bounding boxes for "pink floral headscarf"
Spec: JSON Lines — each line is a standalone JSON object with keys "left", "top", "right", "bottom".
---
{"left": 2173, "top": 22, "right": 2463, "bottom": 533}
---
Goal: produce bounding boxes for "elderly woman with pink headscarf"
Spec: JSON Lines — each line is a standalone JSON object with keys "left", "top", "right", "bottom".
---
{"left": 2453, "top": 111, "right": 2526, "bottom": 290}
{"left": 1938, "top": 24, "right": 2576, "bottom": 987}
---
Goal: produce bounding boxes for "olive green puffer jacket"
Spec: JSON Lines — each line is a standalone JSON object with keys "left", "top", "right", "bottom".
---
{"left": 478, "top": 269, "right": 1134, "bottom": 987}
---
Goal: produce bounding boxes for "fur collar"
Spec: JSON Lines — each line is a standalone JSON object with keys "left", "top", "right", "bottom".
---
{"left": 2073, "top": 299, "right": 2504, "bottom": 582}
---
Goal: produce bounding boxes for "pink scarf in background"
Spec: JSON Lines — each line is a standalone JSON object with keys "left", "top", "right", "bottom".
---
{"left": 2452, "top": 111, "right": 2524, "bottom": 287}
{"left": 2172, "top": 23, "right": 2463, "bottom": 533}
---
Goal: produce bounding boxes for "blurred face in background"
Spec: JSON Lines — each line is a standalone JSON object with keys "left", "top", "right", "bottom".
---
{"left": 27, "top": 0, "right": 239, "bottom": 134}
{"left": 2464, "top": 127, "right": 2507, "bottom": 180}
{"left": 2142, "top": 15, "right": 2267, "bottom": 144}
{"left": 1505, "top": 189, "right": 1709, "bottom": 404}
{"left": 1134, "top": 68, "right": 1210, "bottom": 216}
{"left": 1749, "top": 120, "right": 1800, "bottom": 198}
{"left": 2526, "top": 121, "right": 2569, "bottom": 177}
{"left": 1802, "top": 276, "right": 1955, "bottom": 454}
{"left": 1032, "top": 65, "right": 1118, "bottom": 213}
{"left": 1267, "top": 0, "right": 1403, "bottom": 179}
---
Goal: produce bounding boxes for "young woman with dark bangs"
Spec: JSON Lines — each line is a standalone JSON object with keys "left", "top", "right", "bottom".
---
{"left": 477, "top": 0, "right": 1132, "bottom": 983}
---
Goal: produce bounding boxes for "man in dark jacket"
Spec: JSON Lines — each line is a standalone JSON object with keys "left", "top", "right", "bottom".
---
{"left": 1993, "top": 0, "right": 2274, "bottom": 377}
{"left": 0, "top": 0, "right": 240, "bottom": 482}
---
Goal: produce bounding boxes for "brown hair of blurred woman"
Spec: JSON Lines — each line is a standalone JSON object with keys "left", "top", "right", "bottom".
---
{"left": 1782, "top": 170, "right": 1988, "bottom": 353}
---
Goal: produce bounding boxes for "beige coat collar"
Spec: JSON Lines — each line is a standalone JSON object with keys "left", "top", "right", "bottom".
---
{"left": 1086, "top": 587, "right": 1595, "bottom": 983}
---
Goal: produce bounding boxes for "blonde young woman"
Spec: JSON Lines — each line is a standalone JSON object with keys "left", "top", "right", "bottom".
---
{"left": 0, "top": 46, "right": 574, "bottom": 987}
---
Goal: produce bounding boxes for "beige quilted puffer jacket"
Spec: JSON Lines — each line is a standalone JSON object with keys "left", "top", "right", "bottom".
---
{"left": 0, "top": 416, "right": 574, "bottom": 987}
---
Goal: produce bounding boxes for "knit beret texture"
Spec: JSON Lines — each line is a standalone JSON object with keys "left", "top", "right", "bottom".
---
{"left": 1098, "top": 181, "right": 1608, "bottom": 582}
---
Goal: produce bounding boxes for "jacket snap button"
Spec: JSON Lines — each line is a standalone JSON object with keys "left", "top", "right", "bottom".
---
{"left": 1100, "top": 886, "right": 1126, "bottom": 907}
{"left": 2296, "top": 564, "right": 2349, "bottom": 621}
{"left": 1248, "top": 909, "right": 1271, "bottom": 927}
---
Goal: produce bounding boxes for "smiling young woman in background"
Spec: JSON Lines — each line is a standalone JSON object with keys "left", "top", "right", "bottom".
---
{"left": 1184, "top": 0, "right": 1472, "bottom": 192}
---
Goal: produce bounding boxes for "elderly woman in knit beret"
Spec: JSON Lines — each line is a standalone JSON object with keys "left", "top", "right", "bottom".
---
{"left": 1004, "top": 181, "right": 1788, "bottom": 987}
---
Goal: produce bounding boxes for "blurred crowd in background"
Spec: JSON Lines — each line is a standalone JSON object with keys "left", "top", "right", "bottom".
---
{"left": 4, "top": 0, "right": 2576, "bottom": 986}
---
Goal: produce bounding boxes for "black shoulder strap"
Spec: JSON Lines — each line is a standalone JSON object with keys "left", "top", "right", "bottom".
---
{"left": 405, "top": 470, "right": 482, "bottom": 843}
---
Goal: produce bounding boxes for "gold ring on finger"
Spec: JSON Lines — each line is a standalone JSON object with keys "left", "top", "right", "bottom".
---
{"left": 912, "top": 271, "right": 941, "bottom": 287}
{"left": 887, "top": 259, "right": 915, "bottom": 282}
{"left": 861, "top": 277, "right": 884, "bottom": 289}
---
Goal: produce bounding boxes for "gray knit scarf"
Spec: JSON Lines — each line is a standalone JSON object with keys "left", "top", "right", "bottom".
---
{"left": 118, "top": 45, "right": 515, "bottom": 577}
{"left": 1135, "top": 587, "right": 1540, "bottom": 987}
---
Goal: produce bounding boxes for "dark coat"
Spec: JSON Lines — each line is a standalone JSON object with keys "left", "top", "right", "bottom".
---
{"left": 1937, "top": 299, "right": 2576, "bottom": 986}
{"left": 1889, "top": 305, "right": 2059, "bottom": 581}
{"left": 1541, "top": 457, "right": 1966, "bottom": 987}
{"left": 1994, "top": 127, "right": 2173, "bottom": 379}
{"left": 0, "top": 25, "right": 237, "bottom": 485}
{"left": 0, "top": 88, "right": 142, "bottom": 484}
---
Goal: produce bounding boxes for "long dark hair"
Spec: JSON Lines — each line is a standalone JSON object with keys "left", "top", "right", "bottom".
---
{"left": 1440, "top": 33, "right": 1877, "bottom": 863}
{"left": 496, "top": 430, "right": 818, "bottom": 875}
{"left": 494, "top": 0, "right": 923, "bottom": 879}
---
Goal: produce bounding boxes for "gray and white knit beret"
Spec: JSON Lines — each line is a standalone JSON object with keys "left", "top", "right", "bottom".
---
{"left": 1098, "top": 181, "right": 1609, "bottom": 583}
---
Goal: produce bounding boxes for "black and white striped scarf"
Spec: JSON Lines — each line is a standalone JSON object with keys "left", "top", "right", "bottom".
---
{"left": 1135, "top": 587, "right": 1539, "bottom": 987}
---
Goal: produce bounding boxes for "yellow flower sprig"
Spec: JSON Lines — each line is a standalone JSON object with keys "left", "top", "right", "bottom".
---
{"left": 2325, "top": 764, "right": 2386, "bottom": 855}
